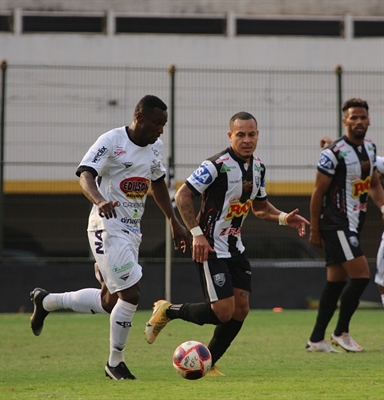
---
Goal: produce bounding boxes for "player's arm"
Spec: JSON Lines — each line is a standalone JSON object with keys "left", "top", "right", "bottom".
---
{"left": 251, "top": 199, "right": 309, "bottom": 237}
{"left": 151, "top": 178, "right": 190, "bottom": 252}
{"left": 368, "top": 170, "right": 384, "bottom": 223}
{"left": 309, "top": 171, "right": 332, "bottom": 247}
{"left": 78, "top": 170, "right": 118, "bottom": 219}
{"left": 175, "top": 183, "right": 214, "bottom": 262}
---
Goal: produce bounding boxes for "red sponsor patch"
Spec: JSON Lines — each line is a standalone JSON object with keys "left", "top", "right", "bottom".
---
{"left": 120, "top": 177, "right": 149, "bottom": 199}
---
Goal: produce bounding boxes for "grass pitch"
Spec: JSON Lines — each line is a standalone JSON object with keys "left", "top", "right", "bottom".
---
{"left": 0, "top": 310, "right": 383, "bottom": 399}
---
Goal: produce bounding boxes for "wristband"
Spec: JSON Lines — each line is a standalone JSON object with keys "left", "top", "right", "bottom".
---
{"left": 190, "top": 226, "right": 203, "bottom": 237}
{"left": 381, "top": 205, "right": 384, "bottom": 214}
{"left": 278, "top": 212, "right": 288, "bottom": 226}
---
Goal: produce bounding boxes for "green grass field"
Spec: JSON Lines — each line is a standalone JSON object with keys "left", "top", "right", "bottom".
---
{"left": 0, "top": 310, "right": 383, "bottom": 400}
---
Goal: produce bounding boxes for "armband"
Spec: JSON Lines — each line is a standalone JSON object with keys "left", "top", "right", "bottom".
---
{"left": 278, "top": 212, "right": 288, "bottom": 226}
{"left": 381, "top": 205, "right": 384, "bottom": 214}
{"left": 190, "top": 226, "right": 203, "bottom": 237}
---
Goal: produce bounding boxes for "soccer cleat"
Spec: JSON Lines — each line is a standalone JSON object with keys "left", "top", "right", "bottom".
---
{"left": 306, "top": 340, "right": 341, "bottom": 353}
{"left": 205, "top": 366, "right": 225, "bottom": 377}
{"left": 105, "top": 362, "right": 137, "bottom": 380}
{"left": 30, "top": 287, "right": 50, "bottom": 336}
{"left": 330, "top": 332, "right": 363, "bottom": 352}
{"left": 144, "top": 300, "right": 171, "bottom": 344}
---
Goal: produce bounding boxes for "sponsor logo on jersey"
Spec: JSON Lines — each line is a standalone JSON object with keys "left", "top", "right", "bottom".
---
{"left": 243, "top": 180, "right": 253, "bottom": 192}
{"left": 192, "top": 164, "right": 213, "bottom": 185}
{"left": 215, "top": 156, "right": 229, "bottom": 164}
{"left": 225, "top": 199, "right": 252, "bottom": 220}
{"left": 92, "top": 146, "right": 108, "bottom": 163}
{"left": 353, "top": 203, "right": 367, "bottom": 212}
{"left": 114, "top": 145, "right": 126, "bottom": 156}
{"left": 349, "top": 236, "right": 359, "bottom": 247}
{"left": 116, "top": 201, "right": 144, "bottom": 208}
{"left": 254, "top": 165, "right": 264, "bottom": 172}
{"left": 121, "top": 217, "right": 141, "bottom": 225}
{"left": 150, "top": 159, "right": 162, "bottom": 173}
{"left": 122, "top": 162, "right": 133, "bottom": 168}
{"left": 360, "top": 160, "right": 370, "bottom": 171}
{"left": 120, "top": 177, "right": 149, "bottom": 199}
{"left": 337, "top": 151, "right": 350, "bottom": 159}
{"left": 219, "top": 226, "right": 242, "bottom": 237}
{"left": 319, "top": 153, "right": 335, "bottom": 170}
{"left": 351, "top": 176, "right": 370, "bottom": 198}
{"left": 220, "top": 163, "right": 236, "bottom": 173}
{"left": 151, "top": 147, "right": 160, "bottom": 157}
{"left": 213, "top": 273, "right": 226, "bottom": 287}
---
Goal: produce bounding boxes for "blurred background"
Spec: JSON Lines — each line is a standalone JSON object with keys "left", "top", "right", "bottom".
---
{"left": 1, "top": 0, "right": 383, "bottom": 311}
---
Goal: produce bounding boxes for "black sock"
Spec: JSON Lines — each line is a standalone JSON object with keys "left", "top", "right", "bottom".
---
{"left": 309, "top": 281, "right": 346, "bottom": 342}
{"left": 166, "top": 302, "right": 221, "bottom": 325}
{"left": 208, "top": 319, "right": 243, "bottom": 366}
{"left": 333, "top": 278, "right": 370, "bottom": 336}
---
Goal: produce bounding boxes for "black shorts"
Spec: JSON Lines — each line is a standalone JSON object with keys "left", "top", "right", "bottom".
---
{"left": 321, "top": 229, "right": 364, "bottom": 266}
{"left": 195, "top": 253, "right": 252, "bottom": 303}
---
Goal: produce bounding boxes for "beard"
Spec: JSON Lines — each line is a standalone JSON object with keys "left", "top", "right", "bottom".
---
{"left": 350, "top": 129, "right": 367, "bottom": 140}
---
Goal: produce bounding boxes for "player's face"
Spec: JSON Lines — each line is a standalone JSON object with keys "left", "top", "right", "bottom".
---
{"left": 228, "top": 118, "right": 258, "bottom": 162}
{"left": 138, "top": 108, "right": 168, "bottom": 145}
{"left": 343, "top": 107, "right": 370, "bottom": 142}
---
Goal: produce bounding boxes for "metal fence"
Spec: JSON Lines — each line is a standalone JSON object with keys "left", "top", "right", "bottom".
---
{"left": 1, "top": 62, "right": 383, "bottom": 258}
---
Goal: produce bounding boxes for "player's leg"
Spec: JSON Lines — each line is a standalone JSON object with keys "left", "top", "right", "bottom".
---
{"left": 374, "top": 235, "right": 384, "bottom": 307}
{"left": 102, "top": 229, "right": 142, "bottom": 380}
{"left": 144, "top": 257, "right": 232, "bottom": 344}
{"left": 206, "top": 255, "right": 251, "bottom": 367}
{"left": 307, "top": 230, "right": 347, "bottom": 352}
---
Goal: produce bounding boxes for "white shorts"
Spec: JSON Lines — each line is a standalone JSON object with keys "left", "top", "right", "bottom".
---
{"left": 88, "top": 227, "right": 143, "bottom": 294}
{"left": 375, "top": 234, "right": 384, "bottom": 287}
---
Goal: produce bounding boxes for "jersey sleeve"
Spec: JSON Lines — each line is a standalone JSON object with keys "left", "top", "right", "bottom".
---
{"left": 317, "top": 147, "right": 338, "bottom": 177}
{"left": 186, "top": 160, "right": 218, "bottom": 194}
{"left": 150, "top": 139, "right": 167, "bottom": 181}
{"left": 76, "top": 133, "right": 112, "bottom": 177}
{"left": 376, "top": 156, "right": 384, "bottom": 175}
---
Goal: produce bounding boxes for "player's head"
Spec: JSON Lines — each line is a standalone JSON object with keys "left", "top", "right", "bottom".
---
{"left": 132, "top": 95, "right": 168, "bottom": 145}
{"left": 342, "top": 98, "right": 370, "bottom": 141}
{"left": 228, "top": 112, "right": 258, "bottom": 162}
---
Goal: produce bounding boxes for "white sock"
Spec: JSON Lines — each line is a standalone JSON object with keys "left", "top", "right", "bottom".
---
{"left": 108, "top": 298, "right": 137, "bottom": 367}
{"left": 42, "top": 289, "right": 108, "bottom": 314}
{"left": 381, "top": 294, "right": 384, "bottom": 307}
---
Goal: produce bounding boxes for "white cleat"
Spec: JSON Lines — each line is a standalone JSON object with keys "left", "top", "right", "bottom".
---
{"left": 331, "top": 332, "right": 363, "bottom": 352}
{"left": 306, "top": 340, "right": 341, "bottom": 353}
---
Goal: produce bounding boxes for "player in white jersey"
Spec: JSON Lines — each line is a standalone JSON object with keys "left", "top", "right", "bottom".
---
{"left": 375, "top": 156, "right": 384, "bottom": 307}
{"left": 29, "top": 95, "right": 190, "bottom": 380}
{"left": 307, "top": 98, "right": 384, "bottom": 354}
{"left": 144, "top": 111, "right": 310, "bottom": 375}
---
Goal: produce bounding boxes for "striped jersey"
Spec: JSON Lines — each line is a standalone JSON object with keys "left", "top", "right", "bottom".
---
{"left": 76, "top": 126, "right": 166, "bottom": 237}
{"left": 186, "top": 147, "right": 267, "bottom": 258}
{"left": 317, "top": 135, "right": 377, "bottom": 233}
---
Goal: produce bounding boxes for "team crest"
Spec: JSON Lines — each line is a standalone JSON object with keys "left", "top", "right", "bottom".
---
{"left": 213, "top": 273, "right": 226, "bottom": 287}
{"left": 349, "top": 236, "right": 359, "bottom": 247}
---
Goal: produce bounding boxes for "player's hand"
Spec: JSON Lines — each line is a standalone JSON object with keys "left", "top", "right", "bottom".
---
{"left": 192, "top": 235, "right": 215, "bottom": 263}
{"left": 97, "top": 200, "right": 119, "bottom": 219}
{"left": 285, "top": 209, "right": 310, "bottom": 237}
{"left": 309, "top": 228, "right": 322, "bottom": 248}
{"left": 171, "top": 221, "right": 191, "bottom": 253}
{"left": 320, "top": 136, "right": 333, "bottom": 148}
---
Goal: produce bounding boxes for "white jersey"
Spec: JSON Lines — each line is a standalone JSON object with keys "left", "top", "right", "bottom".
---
{"left": 376, "top": 156, "right": 384, "bottom": 175}
{"left": 76, "top": 126, "right": 166, "bottom": 238}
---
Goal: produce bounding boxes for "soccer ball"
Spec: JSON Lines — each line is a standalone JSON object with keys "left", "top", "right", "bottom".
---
{"left": 172, "top": 340, "right": 212, "bottom": 380}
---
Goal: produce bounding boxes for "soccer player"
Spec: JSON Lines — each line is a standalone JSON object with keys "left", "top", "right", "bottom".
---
{"left": 30, "top": 95, "right": 190, "bottom": 380}
{"left": 320, "top": 136, "right": 384, "bottom": 310}
{"left": 144, "top": 111, "right": 310, "bottom": 375}
{"left": 306, "top": 98, "right": 384, "bottom": 353}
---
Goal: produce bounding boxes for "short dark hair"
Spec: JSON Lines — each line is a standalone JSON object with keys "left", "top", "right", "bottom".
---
{"left": 229, "top": 112, "right": 257, "bottom": 130}
{"left": 134, "top": 95, "right": 167, "bottom": 115}
{"left": 342, "top": 98, "right": 369, "bottom": 113}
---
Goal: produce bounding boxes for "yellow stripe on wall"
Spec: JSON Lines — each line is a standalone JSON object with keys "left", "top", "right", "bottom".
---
{"left": 4, "top": 180, "right": 315, "bottom": 195}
